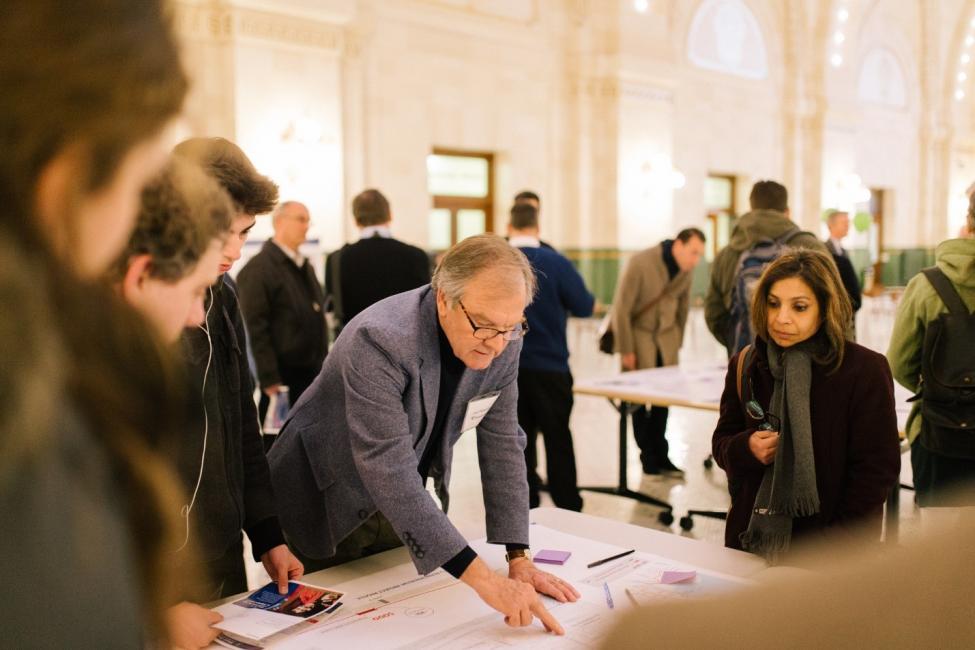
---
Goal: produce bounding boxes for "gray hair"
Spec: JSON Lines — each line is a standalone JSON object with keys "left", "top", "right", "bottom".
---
{"left": 272, "top": 200, "right": 304, "bottom": 225}
{"left": 827, "top": 209, "right": 849, "bottom": 226}
{"left": 432, "top": 234, "right": 537, "bottom": 306}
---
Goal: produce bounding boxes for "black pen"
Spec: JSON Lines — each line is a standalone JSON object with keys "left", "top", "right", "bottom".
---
{"left": 587, "top": 549, "right": 635, "bottom": 569}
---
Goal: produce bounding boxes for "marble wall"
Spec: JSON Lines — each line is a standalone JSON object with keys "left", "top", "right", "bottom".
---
{"left": 171, "top": 0, "right": 975, "bottom": 259}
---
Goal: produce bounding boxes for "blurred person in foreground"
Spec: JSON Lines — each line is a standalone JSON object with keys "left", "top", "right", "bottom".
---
{"left": 0, "top": 0, "right": 193, "bottom": 646}
{"left": 601, "top": 510, "right": 975, "bottom": 648}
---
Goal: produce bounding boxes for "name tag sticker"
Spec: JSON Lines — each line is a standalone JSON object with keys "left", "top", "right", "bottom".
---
{"left": 461, "top": 391, "right": 501, "bottom": 432}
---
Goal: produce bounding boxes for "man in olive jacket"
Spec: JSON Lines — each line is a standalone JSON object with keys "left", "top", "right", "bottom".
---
{"left": 704, "top": 180, "right": 827, "bottom": 355}
{"left": 888, "top": 205, "right": 975, "bottom": 507}
{"left": 610, "top": 228, "right": 706, "bottom": 474}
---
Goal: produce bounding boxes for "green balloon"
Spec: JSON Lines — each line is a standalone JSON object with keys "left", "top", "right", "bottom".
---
{"left": 853, "top": 211, "right": 872, "bottom": 233}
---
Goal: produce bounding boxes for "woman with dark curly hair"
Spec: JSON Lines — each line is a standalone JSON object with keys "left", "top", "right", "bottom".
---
{"left": 712, "top": 249, "right": 901, "bottom": 562}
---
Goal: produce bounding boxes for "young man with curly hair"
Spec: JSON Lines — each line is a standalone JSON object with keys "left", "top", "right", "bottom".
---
{"left": 166, "top": 139, "right": 304, "bottom": 649}
{"left": 109, "top": 157, "right": 231, "bottom": 343}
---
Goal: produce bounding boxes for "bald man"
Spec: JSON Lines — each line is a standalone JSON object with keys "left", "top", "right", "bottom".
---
{"left": 238, "top": 201, "right": 328, "bottom": 429}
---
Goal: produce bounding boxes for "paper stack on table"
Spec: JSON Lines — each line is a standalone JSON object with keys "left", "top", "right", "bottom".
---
{"left": 212, "top": 581, "right": 344, "bottom": 648}
{"left": 257, "top": 525, "right": 752, "bottom": 649}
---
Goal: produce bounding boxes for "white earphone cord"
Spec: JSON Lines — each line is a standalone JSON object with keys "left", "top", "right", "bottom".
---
{"left": 175, "top": 286, "right": 214, "bottom": 553}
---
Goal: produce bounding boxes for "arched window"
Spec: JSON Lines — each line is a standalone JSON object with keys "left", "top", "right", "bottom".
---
{"left": 687, "top": 0, "right": 769, "bottom": 80}
{"left": 857, "top": 48, "right": 907, "bottom": 108}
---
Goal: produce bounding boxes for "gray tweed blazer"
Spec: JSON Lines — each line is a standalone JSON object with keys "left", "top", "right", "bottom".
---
{"left": 267, "top": 285, "right": 529, "bottom": 574}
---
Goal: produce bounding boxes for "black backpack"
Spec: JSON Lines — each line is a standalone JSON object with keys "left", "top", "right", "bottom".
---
{"left": 913, "top": 267, "right": 975, "bottom": 458}
{"left": 727, "top": 227, "right": 801, "bottom": 355}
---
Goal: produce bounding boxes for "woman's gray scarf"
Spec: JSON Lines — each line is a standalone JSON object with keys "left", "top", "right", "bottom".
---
{"left": 739, "top": 338, "right": 821, "bottom": 563}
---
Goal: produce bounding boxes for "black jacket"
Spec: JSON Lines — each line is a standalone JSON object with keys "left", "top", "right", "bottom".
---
{"left": 324, "top": 235, "right": 431, "bottom": 326}
{"left": 832, "top": 252, "right": 862, "bottom": 312}
{"left": 178, "top": 275, "right": 284, "bottom": 562}
{"left": 237, "top": 241, "right": 327, "bottom": 389}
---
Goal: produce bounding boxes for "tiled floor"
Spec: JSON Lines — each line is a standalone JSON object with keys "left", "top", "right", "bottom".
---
{"left": 246, "top": 296, "right": 921, "bottom": 587}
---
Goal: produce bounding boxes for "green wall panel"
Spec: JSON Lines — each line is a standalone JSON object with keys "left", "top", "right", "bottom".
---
{"left": 564, "top": 246, "right": 938, "bottom": 307}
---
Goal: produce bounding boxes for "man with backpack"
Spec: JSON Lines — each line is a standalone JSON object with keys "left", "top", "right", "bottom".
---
{"left": 888, "top": 197, "right": 975, "bottom": 508}
{"left": 705, "top": 180, "right": 827, "bottom": 356}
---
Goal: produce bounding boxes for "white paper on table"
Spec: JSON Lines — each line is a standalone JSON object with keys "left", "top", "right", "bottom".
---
{"left": 271, "top": 525, "right": 750, "bottom": 649}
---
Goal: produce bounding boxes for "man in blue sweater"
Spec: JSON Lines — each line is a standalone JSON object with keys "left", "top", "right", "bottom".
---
{"left": 508, "top": 203, "right": 595, "bottom": 511}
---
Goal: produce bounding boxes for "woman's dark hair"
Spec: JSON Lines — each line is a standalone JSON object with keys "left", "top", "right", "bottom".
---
{"left": 0, "top": 0, "right": 191, "bottom": 639}
{"left": 750, "top": 249, "right": 853, "bottom": 373}
{"left": 0, "top": 0, "right": 189, "bottom": 263}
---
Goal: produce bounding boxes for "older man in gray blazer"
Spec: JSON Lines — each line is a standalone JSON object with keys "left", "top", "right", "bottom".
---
{"left": 268, "top": 234, "right": 578, "bottom": 634}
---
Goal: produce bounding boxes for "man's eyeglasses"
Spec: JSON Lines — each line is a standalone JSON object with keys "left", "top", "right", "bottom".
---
{"left": 458, "top": 300, "right": 529, "bottom": 342}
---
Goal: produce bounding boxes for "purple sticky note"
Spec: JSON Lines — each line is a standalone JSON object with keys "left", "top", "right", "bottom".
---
{"left": 660, "top": 570, "right": 696, "bottom": 584}
{"left": 535, "top": 549, "right": 572, "bottom": 565}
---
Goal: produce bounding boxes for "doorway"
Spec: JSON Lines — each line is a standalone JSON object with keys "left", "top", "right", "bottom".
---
{"left": 704, "top": 174, "right": 737, "bottom": 261}
{"left": 860, "top": 187, "right": 885, "bottom": 295}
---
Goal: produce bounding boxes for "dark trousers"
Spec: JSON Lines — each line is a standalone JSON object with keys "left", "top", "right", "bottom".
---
{"left": 259, "top": 366, "right": 319, "bottom": 450}
{"left": 632, "top": 404, "right": 671, "bottom": 471}
{"left": 911, "top": 441, "right": 975, "bottom": 507}
{"left": 202, "top": 535, "right": 249, "bottom": 600}
{"left": 289, "top": 512, "right": 404, "bottom": 574}
{"left": 517, "top": 370, "right": 583, "bottom": 511}
{"left": 631, "top": 351, "right": 671, "bottom": 472}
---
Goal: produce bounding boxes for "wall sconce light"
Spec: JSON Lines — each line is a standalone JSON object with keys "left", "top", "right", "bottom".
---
{"left": 641, "top": 158, "right": 686, "bottom": 190}
{"left": 836, "top": 173, "right": 870, "bottom": 206}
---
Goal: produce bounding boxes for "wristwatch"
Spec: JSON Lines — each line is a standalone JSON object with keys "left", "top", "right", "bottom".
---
{"left": 505, "top": 548, "right": 532, "bottom": 563}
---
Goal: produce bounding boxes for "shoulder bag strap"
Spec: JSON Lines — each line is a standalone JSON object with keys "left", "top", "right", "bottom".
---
{"left": 736, "top": 343, "right": 752, "bottom": 405}
{"left": 922, "top": 267, "right": 969, "bottom": 316}
{"left": 632, "top": 291, "right": 667, "bottom": 319}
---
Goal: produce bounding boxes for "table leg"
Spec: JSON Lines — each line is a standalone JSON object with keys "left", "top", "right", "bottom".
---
{"left": 886, "top": 482, "right": 900, "bottom": 544}
{"left": 578, "top": 399, "right": 674, "bottom": 525}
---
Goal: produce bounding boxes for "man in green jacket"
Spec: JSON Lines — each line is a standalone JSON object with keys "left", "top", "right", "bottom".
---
{"left": 704, "top": 180, "right": 827, "bottom": 354}
{"left": 888, "top": 202, "right": 975, "bottom": 507}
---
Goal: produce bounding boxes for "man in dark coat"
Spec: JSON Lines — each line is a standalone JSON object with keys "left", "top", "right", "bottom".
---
{"left": 237, "top": 200, "right": 327, "bottom": 426}
{"left": 324, "top": 189, "right": 430, "bottom": 332}
{"left": 825, "top": 210, "right": 862, "bottom": 314}
{"left": 171, "top": 137, "right": 302, "bottom": 615}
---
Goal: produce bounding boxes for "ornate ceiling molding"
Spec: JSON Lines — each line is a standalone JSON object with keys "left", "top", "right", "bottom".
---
{"left": 171, "top": 1, "right": 345, "bottom": 52}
